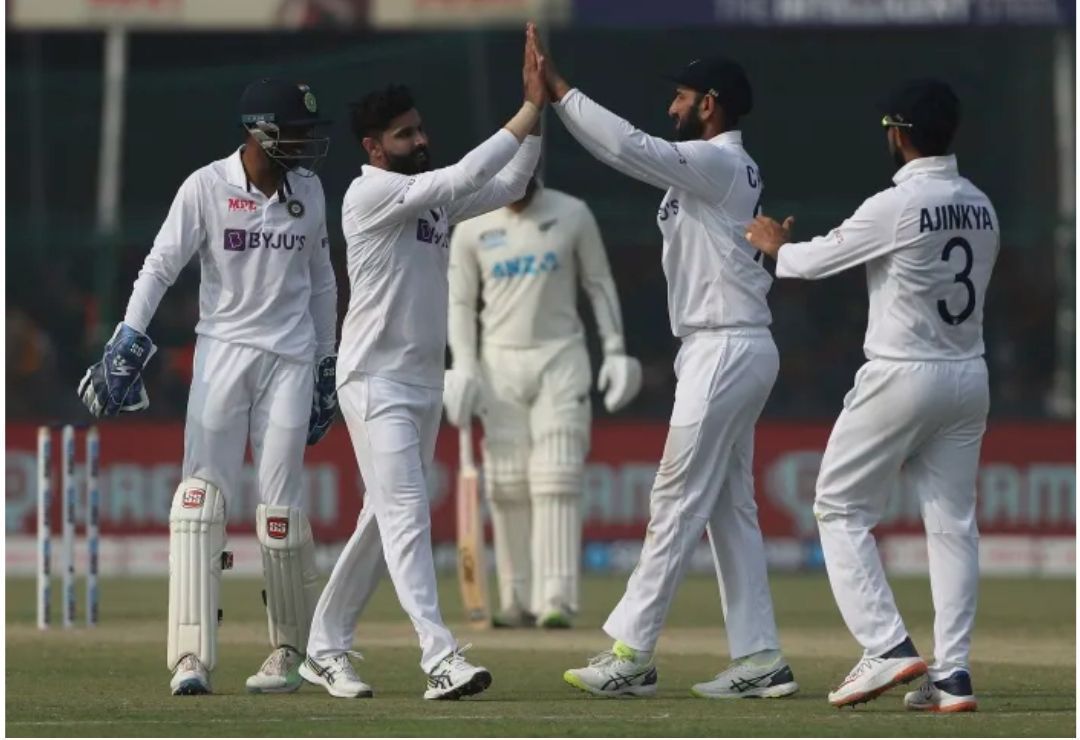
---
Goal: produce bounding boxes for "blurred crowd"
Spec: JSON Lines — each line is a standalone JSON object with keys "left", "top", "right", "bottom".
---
{"left": 6, "top": 233, "right": 1066, "bottom": 423}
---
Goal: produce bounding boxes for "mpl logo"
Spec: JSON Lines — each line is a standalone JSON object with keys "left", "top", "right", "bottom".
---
{"left": 228, "top": 197, "right": 258, "bottom": 213}
{"left": 182, "top": 488, "right": 206, "bottom": 508}
{"left": 267, "top": 517, "right": 289, "bottom": 540}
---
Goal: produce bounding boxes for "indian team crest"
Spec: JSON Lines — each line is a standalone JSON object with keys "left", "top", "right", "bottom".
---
{"left": 287, "top": 199, "right": 305, "bottom": 218}
{"left": 302, "top": 88, "right": 318, "bottom": 114}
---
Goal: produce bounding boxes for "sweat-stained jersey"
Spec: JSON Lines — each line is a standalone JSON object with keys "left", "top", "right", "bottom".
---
{"left": 554, "top": 88, "right": 773, "bottom": 337}
{"left": 336, "top": 130, "right": 541, "bottom": 389}
{"left": 123, "top": 148, "right": 338, "bottom": 361}
{"left": 776, "top": 155, "right": 998, "bottom": 361}
{"left": 448, "top": 187, "right": 626, "bottom": 368}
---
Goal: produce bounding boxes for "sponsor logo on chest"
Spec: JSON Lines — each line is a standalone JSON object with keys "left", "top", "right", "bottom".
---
{"left": 416, "top": 209, "right": 448, "bottom": 248}
{"left": 228, "top": 197, "right": 258, "bottom": 213}
{"left": 223, "top": 228, "right": 307, "bottom": 252}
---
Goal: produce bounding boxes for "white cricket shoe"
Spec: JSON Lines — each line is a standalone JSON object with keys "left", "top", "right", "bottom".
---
{"left": 423, "top": 644, "right": 493, "bottom": 700}
{"left": 563, "top": 641, "right": 658, "bottom": 698}
{"left": 299, "top": 651, "right": 374, "bottom": 698}
{"left": 245, "top": 646, "right": 303, "bottom": 694}
{"left": 691, "top": 649, "right": 799, "bottom": 699}
{"left": 904, "top": 671, "right": 978, "bottom": 713}
{"left": 170, "top": 653, "right": 211, "bottom": 696}
{"left": 828, "top": 637, "right": 928, "bottom": 708}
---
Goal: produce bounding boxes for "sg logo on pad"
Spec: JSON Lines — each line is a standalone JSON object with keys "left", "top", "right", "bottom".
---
{"left": 182, "top": 489, "right": 206, "bottom": 508}
{"left": 267, "top": 517, "right": 289, "bottom": 539}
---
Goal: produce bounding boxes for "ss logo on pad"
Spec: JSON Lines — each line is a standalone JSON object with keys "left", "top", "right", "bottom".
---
{"left": 182, "top": 489, "right": 206, "bottom": 508}
{"left": 267, "top": 517, "right": 289, "bottom": 539}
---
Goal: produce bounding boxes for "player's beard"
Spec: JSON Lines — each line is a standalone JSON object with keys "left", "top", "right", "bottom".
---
{"left": 386, "top": 145, "right": 431, "bottom": 175}
{"left": 673, "top": 109, "right": 704, "bottom": 142}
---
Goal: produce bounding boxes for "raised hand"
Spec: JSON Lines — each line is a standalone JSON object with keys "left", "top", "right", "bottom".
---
{"left": 523, "top": 22, "right": 548, "bottom": 109}
{"left": 527, "top": 23, "right": 569, "bottom": 102}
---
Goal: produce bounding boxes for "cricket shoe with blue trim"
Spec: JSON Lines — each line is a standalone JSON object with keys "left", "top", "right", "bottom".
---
{"left": 170, "top": 653, "right": 211, "bottom": 696}
{"left": 245, "top": 646, "right": 303, "bottom": 694}
{"left": 691, "top": 649, "right": 799, "bottom": 699}
{"left": 423, "top": 644, "right": 492, "bottom": 700}
{"left": 299, "top": 651, "right": 374, "bottom": 698}
{"left": 828, "top": 637, "right": 928, "bottom": 708}
{"left": 904, "top": 670, "right": 977, "bottom": 713}
{"left": 563, "top": 641, "right": 658, "bottom": 698}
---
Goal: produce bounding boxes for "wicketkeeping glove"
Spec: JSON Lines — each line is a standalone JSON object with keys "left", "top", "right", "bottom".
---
{"left": 77, "top": 323, "right": 157, "bottom": 418}
{"left": 307, "top": 354, "right": 338, "bottom": 446}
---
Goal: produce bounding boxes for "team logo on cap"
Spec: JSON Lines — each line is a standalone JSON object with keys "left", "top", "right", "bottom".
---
{"left": 267, "top": 517, "right": 289, "bottom": 539}
{"left": 182, "top": 488, "right": 206, "bottom": 508}
{"left": 303, "top": 90, "right": 317, "bottom": 114}
{"left": 287, "top": 199, "right": 305, "bottom": 218}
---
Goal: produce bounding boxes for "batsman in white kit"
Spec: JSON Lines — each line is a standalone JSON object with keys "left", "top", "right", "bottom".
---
{"left": 531, "top": 28, "right": 799, "bottom": 700}
{"left": 299, "top": 28, "right": 546, "bottom": 700}
{"left": 77, "top": 79, "right": 339, "bottom": 696}
{"left": 444, "top": 179, "right": 641, "bottom": 629}
{"left": 747, "top": 79, "right": 997, "bottom": 712}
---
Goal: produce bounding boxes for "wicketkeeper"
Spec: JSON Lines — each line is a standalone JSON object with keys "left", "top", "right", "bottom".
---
{"left": 77, "top": 78, "right": 338, "bottom": 696}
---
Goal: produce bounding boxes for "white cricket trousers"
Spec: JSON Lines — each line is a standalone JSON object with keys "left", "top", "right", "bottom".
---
{"left": 604, "top": 329, "right": 782, "bottom": 658}
{"left": 183, "top": 335, "right": 312, "bottom": 508}
{"left": 306, "top": 374, "right": 457, "bottom": 673}
{"left": 814, "top": 358, "right": 988, "bottom": 680}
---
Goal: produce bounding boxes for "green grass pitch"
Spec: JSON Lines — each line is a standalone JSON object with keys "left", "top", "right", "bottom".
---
{"left": 6, "top": 573, "right": 1075, "bottom": 736}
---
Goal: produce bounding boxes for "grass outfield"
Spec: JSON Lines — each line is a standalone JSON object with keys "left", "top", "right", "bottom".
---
{"left": 6, "top": 573, "right": 1075, "bottom": 737}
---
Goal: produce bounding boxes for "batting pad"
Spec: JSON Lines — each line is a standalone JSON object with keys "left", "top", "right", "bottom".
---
{"left": 256, "top": 504, "right": 320, "bottom": 653}
{"left": 168, "top": 478, "right": 227, "bottom": 671}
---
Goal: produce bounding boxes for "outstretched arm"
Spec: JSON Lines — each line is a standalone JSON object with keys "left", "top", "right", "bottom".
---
{"left": 354, "top": 24, "right": 547, "bottom": 232}
{"left": 746, "top": 190, "right": 906, "bottom": 280}
{"left": 530, "top": 25, "right": 736, "bottom": 198}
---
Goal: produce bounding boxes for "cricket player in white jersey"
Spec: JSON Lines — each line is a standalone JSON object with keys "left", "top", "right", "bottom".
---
{"left": 747, "top": 79, "right": 997, "bottom": 712}
{"left": 529, "top": 28, "right": 798, "bottom": 700}
{"left": 77, "top": 78, "right": 339, "bottom": 695}
{"left": 444, "top": 178, "right": 642, "bottom": 630}
{"left": 299, "top": 27, "right": 546, "bottom": 700}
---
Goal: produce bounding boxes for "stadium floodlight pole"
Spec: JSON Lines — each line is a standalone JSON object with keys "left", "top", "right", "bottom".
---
{"left": 94, "top": 24, "right": 128, "bottom": 338}
{"left": 1049, "top": 28, "right": 1075, "bottom": 418}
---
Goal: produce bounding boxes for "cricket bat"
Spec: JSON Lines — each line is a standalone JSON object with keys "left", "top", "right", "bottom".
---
{"left": 456, "top": 424, "right": 490, "bottom": 627}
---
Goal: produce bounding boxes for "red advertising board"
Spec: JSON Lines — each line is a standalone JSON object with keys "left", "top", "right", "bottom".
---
{"left": 6, "top": 421, "right": 1074, "bottom": 543}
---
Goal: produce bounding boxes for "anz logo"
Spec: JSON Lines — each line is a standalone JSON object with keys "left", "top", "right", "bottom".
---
{"left": 491, "top": 251, "right": 559, "bottom": 279}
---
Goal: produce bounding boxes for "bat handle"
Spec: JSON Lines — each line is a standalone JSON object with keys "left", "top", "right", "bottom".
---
{"left": 459, "top": 424, "right": 475, "bottom": 470}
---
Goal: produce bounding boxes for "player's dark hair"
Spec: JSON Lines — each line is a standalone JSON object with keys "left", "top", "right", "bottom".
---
{"left": 908, "top": 124, "right": 955, "bottom": 157}
{"left": 350, "top": 85, "right": 416, "bottom": 142}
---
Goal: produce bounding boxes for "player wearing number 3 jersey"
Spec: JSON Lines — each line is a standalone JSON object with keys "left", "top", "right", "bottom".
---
{"left": 747, "top": 79, "right": 999, "bottom": 712}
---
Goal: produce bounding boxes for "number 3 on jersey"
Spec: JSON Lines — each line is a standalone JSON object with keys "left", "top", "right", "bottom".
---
{"left": 938, "top": 236, "right": 975, "bottom": 325}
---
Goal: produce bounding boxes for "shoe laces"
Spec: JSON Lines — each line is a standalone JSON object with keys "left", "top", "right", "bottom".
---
{"left": 260, "top": 646, "right": 298, "bottom": 675}
{"left": 587, "top": 649, "right": 618, "bottom": 668}
{"left": 177, "top": 654, "right": 202, "bottom": 673}
{"left": 444, "top": 643, "right": 474, "bottom": 669}
{"left": 328, "top": 650, "right": 364, "bottom": 681}
{"left": 840, "top": 656, "right": 878, "bottom": 686}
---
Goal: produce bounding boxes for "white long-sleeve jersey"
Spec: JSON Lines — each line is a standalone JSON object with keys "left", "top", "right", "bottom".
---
{"left": 123, "top": 148, "right": 338, "bottom": 362}
{"left": 776, "top": 155, "right": 999, "bottom": 361}
{"left": 337, "top": 130, "right": 541, "bottom": 389}
{"left": 448, "top": 187, "right": 626, "bottom": 371}
{"left": 554, "top": 88, "right": 772, "bottom": 337}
